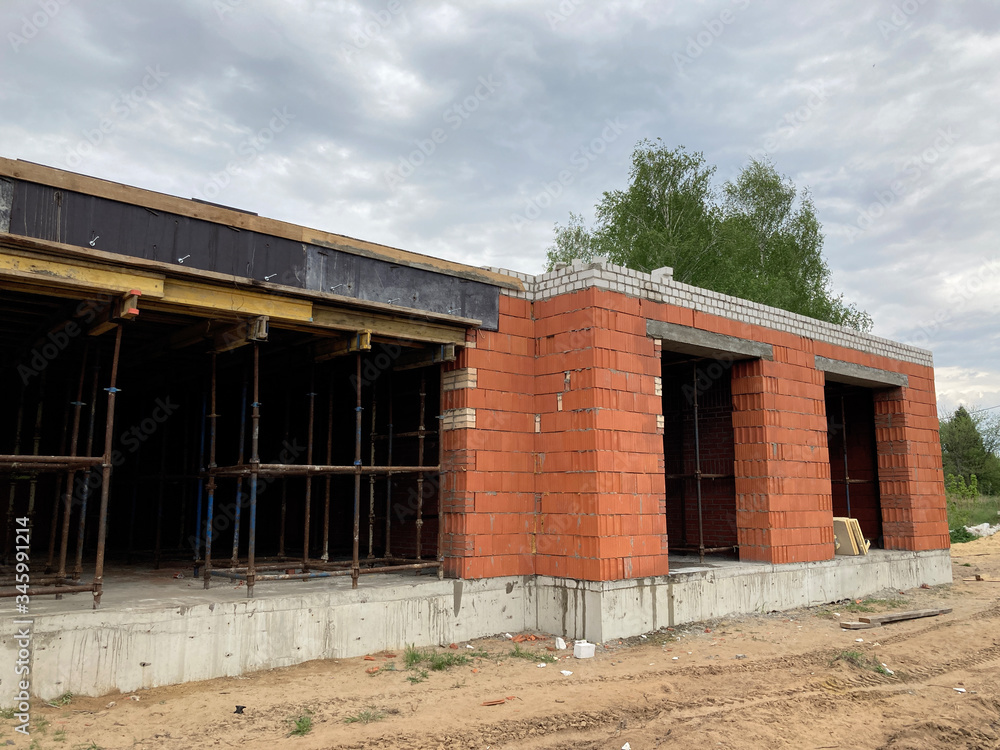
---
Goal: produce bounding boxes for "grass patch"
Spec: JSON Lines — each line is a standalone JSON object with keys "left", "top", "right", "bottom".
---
{"left": 48, "top": 692, "right": 74, "bottom": 708}
{"left": 0, "top": 707, "right": 15, "bottom": 719}
{"left": 951, "top": 527, "right": 978, "bottom": 543}
{"left": 54, "top": 728, "right": 68, "bottom": 742}
{"left": 33, "top": 716, "right": 49, "bottom": 734}
{"left": 403, "top": 644, "right": 423, "bottom": 668}
{"left": 833, "top": 650, "right": 892, "bottom": 675}
{"left": 406, "top": 669, "right": 429, "bottom": 684}
{"left": 344, "top": 707, "right": 387, "bottom": 725}
{"left": 509, "top": 644, "right": 557, "bottom": 663}
{"left": 948, "top": 494, "right": 1000, "bottom": 540}
{"left": 842, "top": 597, "right": 908, "bottom": 613}
{"left": 288, "top": 712, "right": 313, "bottom": 737}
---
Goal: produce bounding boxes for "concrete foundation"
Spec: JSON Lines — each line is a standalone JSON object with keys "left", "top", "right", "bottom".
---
{"left": 0, "top": 549, "right": 951, "bottom": 702}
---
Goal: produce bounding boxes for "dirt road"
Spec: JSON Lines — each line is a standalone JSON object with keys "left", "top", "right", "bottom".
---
{"left": 15, "top": 536, "right": 1000, "bottom": 750}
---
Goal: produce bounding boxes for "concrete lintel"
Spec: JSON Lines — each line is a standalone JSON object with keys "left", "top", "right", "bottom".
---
{"left": 647, "top": 319, "right": 773, "bottom": 361}
{"left": 815, "top": 355, "right": 908, "bottom": 388}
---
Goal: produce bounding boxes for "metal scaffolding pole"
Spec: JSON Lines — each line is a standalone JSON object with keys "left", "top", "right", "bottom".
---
{"left": 302, "top": 370, "right": 316, "bottom": 571}
{"left": 321, "top": 371, "right": 333, "bottom": 562}
{"left": 692, "top": 365, "right": 706, "bottom": 564}
{"left": 278, "top": 389, "right": 289, "bottom": 559}
{"left": 25, "top": 373, "right": 46, "bottom": 538}
{"left": 384, "top": 374, "right": 394, "bottom": 559}
{"left": 153, "top": 417, "right": 168, "bottom": 570}
{"left": 437, "top": 370, "right": 445, "bottom": 579}
{"left": 2, "top": 394, "right": 25, "bottom": 565}
{"left": 368, "top": 389, "right": 376, "bottom": 558}
{"left": 840, "top": 394, "right": 852, "bottom": 517}
{"left": 204, "top": 352, "right": 218, "bottom": 589}
{"left": 351, "top": 351, "right": 362, "bottom": 589}
{"left": 232, "top": 374, "right": 248, "bottom": 566}
{"left": 45, "top": 382, "right": 71, "bottom": 573}
{"left": 415, "top": 371, "right": 426, "bottom": 560}
{"left": 73, "top": 361, "right": 100, "bottom": 581}
{"left": 93, "top": 324, "right": 124, "bottom": 609}
{"left": 246, "top": 342, "right": 260, "bottom": 597}
{"left": 193, "top": 389, "right": 207, "bottom": 577}
{"left": 56, "top": 346, "right": 88, "bottom": 591}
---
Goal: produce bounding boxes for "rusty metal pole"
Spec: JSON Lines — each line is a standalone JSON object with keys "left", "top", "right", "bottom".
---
{"left": 3, "top": 395, "right": 25, "bottom": 565}
{"left": 232, "top": 374, "right": 248, "bottom": 566}
{"left": 278, "top": 390, "right": 289, "bottom": 559}
{"left": 321, "top": 372, "right": 332, "bottom": 562}
{"left": 73, "top": 361, "right": 101, "bottom": 580}
{"left": 46, "top": 383, "right": 71, "bottom": 573}
{"left": 93, "top": 324, "right": 124, "bottom": 609}
{"left": 384, "top": 373, "right": 393, "bottom": 559}
{"left": 841, "top": 394, "right": 852, "bottom": 517}
{"left": 368, "top": 392, "right": 376, "bottom": 558}
{"left": 352, "top": 352, "right": 362, "bottom": 588}
{"left": 246, "top": 343, "right": 260, "bottom": 598}
{"left": 192, "top": 389, "right": 207, "bottom": 577}
{"left": 692, "top": 365, "right": 706, "bottom": 564}
{"left": 437, "top": 369, "right": 445, "bottom": 579}
{"left": 25, "top": 372, "right": 46, "bottom": 538}
{"left": 302, "top": 370, "right": 316, "bottom": 571}
{"left": 153, "top": 417, "right": 168, "bottom": 570}
{"left": 56, "top": 349, "right": 87, "bottom": 591}
{"left": 415, "top": 371, "right": 426, "bottom": 560}
{"left": 204, "top": 352, "right": 218, "bottom": 589}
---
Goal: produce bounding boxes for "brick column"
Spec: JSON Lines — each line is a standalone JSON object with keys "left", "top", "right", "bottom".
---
{"left": 875, "top": 372, "right": 949, "bottom": 550}
{"left": 731, "top": 347, "right": 835, "bottom": 563}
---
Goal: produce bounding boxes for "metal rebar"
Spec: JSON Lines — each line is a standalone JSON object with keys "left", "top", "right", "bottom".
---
{"left": 204, "top": 352, "right": 218, "bottom": 589}
{"left": 246, "top": 343, "right": 260, "bottom": 597}
{"left": 692, "top": 365, "right": 705, "bottom": 564}
{"left": 73, "top": 360, "right": 100, "bottom": 580}
{"left": 415, "top": 371, "right": 426, "bottom": 560}
{"left": 56, "top": 348, "right": 88, "bottom": 592}
{"left": 302, "top": 370, "right": 316, "bottom": 571}
{"left": 232, "top": 374, "right": 248, "bottom": 566}
{"left": 352, "top": 352, "right": 362, "bottom": 588}
{"left": 93, "top": 323, "right": 124, "bottom": 609}
{"left": 321, "top": 372, "right": 332, "bottom": 562}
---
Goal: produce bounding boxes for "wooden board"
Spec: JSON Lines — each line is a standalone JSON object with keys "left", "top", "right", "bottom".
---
{"left": 839, "top": 621, "right": 878, "bottom": 630}
{"left": 832, "top": 518, "right": 859, "bottom": 555}
{"left": 859, "top": 608, "right": 952, "bottom": 625}
{"left": 847, "top": 518, "right": 870, "bottom": 555}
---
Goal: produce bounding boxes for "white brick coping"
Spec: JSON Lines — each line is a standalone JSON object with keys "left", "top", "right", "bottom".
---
{"left": 483, "top": 259, "right": 933, "bottom": 368}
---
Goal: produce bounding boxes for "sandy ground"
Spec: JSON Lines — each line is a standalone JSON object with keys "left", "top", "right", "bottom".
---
{"left": 8, "top": 537, "right": 1000, "bottom": 750}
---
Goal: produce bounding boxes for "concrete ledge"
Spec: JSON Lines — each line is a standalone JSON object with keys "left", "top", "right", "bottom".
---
{"left": 647, "top": 319, "right": 774, "bottom": 361}
{"left": 0, "top": 550, "right": 951, "bottom": 702}
{"left": 815, "top": 355, "right": 908, "bottom": 388}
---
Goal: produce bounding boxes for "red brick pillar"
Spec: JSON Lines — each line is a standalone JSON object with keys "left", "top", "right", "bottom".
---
{"left": 731, "top": 349, "right": 835, "bottom": 563}
{"left": 875, "top": 374, "right": 949, "bottom": 550}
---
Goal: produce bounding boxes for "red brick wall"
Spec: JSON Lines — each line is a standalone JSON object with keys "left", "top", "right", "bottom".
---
{"left": 441, "top": 286, "right": 947, "bottom": 581}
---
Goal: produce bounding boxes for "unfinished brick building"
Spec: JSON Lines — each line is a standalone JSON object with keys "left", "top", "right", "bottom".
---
{"left": 0, "top": 158, "right": 950, "bottom": 700}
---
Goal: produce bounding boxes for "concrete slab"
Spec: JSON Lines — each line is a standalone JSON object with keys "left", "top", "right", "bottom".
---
{"left": 0, "top": 549, "right": 951, "bottom": 702}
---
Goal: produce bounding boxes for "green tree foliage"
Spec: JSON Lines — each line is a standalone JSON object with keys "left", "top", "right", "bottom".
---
{"left": 940, "top": 406, "right": 1000, "bottom": 495}
{"left": 546, "top": 140, "right": 872, "bottom": 331}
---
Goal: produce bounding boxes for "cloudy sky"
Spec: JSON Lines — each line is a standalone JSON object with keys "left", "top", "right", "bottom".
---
{"left": 2, "top": 0, "right": 998, "bottom": 416}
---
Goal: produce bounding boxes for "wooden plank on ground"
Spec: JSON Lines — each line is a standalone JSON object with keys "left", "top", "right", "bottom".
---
{"left": 859, "top": 608, "right": 953, "bottom": 625}
{"left": 839, "top": 621, "right": 878, "bottom": 629}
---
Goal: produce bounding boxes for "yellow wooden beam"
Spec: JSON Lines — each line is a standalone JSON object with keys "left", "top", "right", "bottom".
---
{"left": 314, "top": 330, "right": 372, "bottom": 361}
{"left": 311, "top": 305, "right": 466, "bottom": 346}
{"left": 0, "top": 249, "right": 164, "bottom": 298}
{"left": 152, "top": 279, "right": 314, "bottom": 322}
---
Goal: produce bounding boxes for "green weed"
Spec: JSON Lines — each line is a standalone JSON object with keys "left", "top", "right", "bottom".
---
{"left": 344, "top": 707, "right": 386, "bottom": 724}
{"left": 289, "top": 712, "right": 313, "bottom": 737}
